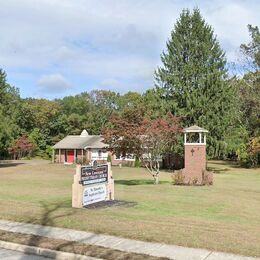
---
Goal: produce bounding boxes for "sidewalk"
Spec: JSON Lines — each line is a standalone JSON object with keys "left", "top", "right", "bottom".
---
{"left": 0, "top": 220, "right": 257, "bottom": 260}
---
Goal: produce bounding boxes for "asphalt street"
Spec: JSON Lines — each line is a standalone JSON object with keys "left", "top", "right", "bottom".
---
{"left": 0, "top": 247, "right": 51, "bottom": 260}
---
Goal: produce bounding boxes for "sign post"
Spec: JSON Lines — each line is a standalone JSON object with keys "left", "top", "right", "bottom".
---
{"left": 72, "top": 162, "right": 114, "bottom": 208}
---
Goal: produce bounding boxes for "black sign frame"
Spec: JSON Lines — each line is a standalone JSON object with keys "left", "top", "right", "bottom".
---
{"left": 80, "top": 164, "right": 108, "bottom": 186}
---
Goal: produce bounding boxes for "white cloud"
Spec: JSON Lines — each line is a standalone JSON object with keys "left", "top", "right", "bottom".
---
{"left": 99, "top": 77, "right": 152, "bottom": 93}
{"left": 100, "top": 78, "right": 123, "bottom": 89}
{"left": 204, "top": 0, "right": 260, "bottom": 62}
{"left": 0, "top": 0, "right": 259, "bottom": 97}
{"left": 37, "top": 74, "right": 72, "bottom": 93}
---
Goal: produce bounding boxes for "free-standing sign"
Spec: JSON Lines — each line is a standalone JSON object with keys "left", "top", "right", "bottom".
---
{"left": 83, "top": 184, "right": 107, "bottom": 206}
{"left": 80, "top": 164, "right": 108, "bottom": 185}
{"left": 72, "top": 163, "right": 114, "bottom": 208}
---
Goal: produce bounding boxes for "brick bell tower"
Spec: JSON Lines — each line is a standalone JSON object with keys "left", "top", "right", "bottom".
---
{"left": 183, "top": 125, "right": 209, "bottom": 184}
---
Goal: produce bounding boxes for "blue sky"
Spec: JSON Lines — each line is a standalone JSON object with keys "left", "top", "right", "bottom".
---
{"left": 0, "top": 0, "right": 259, "bottom": 99}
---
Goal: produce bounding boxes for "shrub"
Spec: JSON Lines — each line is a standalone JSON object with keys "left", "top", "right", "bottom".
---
{"left": 172, "top": 170, "right": 213, "bottom": 185}
{"left": 134, "top": 157, "right": 141, "bottom": 168}
{"left": 172, "top": 170, "right": 185, "bottom": 185}
{"left": 202, "top": 170, "right": 213, "bottom": 185}
{"left": 237, "top": 137, "right": 260, "bottom": 168}
{"left": 107, "top": 154, "right": 112, "bottom": 163}
{"left": 76, "top": 156, "right": 90, "bottom": 165}
{"left": 192, "top": 177, "right": 199, "bottom": 185}
{"left": 44, "top": 146, "right": 53, "bottom": 160}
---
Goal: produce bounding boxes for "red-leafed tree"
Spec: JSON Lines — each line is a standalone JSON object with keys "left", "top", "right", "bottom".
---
{"left": 140, "top": 113, "right": 182, "bottom": 184}
{"left": 8, "top": 135, "right": 36, "bottom": 159}
{"left": 103, "top": 109, "right": 182, "bottom": 184}
{"left": 103, "top": 108, "right": 145, "bottom": 159}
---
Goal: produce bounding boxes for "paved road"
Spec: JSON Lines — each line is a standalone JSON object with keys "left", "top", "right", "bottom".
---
{"left": 0, "top": 248, "right": 51, "bottom": 260}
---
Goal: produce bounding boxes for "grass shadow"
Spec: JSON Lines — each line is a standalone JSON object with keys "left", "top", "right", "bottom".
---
{"left": 38, "top": 200, "right": 75, "bottom": 226}
{"left": 18, "top": 200, "right": 149, "bottom": 260}
{"left": 17, "top": 200, "right": 77, "bottom": 260}
{"left": 0, "top": 162, "right": 25, "bottom": 168}
{"left": 209, "top": 160, "right": 241, "bottom": 168}
{"left": 207, "top": 167, "right": 230, "bottom": 174}
{"left": 115, "top": 179, "right": 169, "bottom": 185}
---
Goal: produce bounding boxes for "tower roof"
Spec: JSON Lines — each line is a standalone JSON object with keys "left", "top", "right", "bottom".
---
{"left": 183, "top": 125, "right": 208, "bottom": 133}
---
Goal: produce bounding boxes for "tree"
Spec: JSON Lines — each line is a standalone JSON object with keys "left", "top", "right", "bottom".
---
{"left": 239, "top": 72, "right": 260, "bottom": 137}
{"left": 143, "top": 88, "right": 175, "bottom": 119}
{"left": 0, "top": 69, "right": 21, "bottom": 158}
{"left": 8, "top": 135, "right": 36, "bottom": 159}
{"left": 18, "top": 98, "right": 60, "bottom": 131}
{"left": 140, "top": 113, "right": 182, "bottom": 184}
{"left": 29, "top": 128, "right": 48, "bottom": 156}
{"left": 237, "top": 25, "right": 260, "bottom": 167}
{"left": 155, "top": 8, "right": 237, "bottom": 158}
{"left": 240, "top": 25, "right": 260, "bottom": 71}
{"left": 239, "top": 25, "right": 260, "bottom": 136}
{"left": 58, "top": 92, "right": 91, "bottom": 115}
{"left": 103, "top": 108, "right": 145, "bottom": 159}
{"left": 0, "top": 108, "right": 19, "bottom": 158}
{"left": 118, "top": 92, "right": 143, "bottom": 111}
{"left": 64, "top": 113, "right": 86, "bottom": 135}
{"left": 103, "top": 109, "right": 181, "bottom": 184}
{"left": 87, "top": 90, "right": 119, "bottom": 134}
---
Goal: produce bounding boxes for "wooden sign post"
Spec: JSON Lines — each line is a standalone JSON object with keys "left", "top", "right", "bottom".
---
{"left": 72, "top": 162, "right": 114, "bottom": 208}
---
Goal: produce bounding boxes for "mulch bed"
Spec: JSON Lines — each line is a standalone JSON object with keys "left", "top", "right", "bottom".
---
{"left": 84, "top": 200, "right": 137, "bottom": 209}
{"left": 0, "top": 230, "right": 169, "bottom": 260}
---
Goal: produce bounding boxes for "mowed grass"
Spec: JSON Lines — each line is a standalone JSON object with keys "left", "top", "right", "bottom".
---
{"left": 0, "top": 160, "right": 259, "bottom": 257}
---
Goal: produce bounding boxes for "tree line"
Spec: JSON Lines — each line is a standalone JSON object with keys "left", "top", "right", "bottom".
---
{"left": 0, "top": 8, "right": 259, "bottom": 167}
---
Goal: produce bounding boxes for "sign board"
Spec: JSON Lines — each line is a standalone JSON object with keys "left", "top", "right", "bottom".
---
{"left": 83, "top": 184, "right": 107, "bottom": 206}
{"left": 72, "top": 163, "right": 114, "bottom": 208}
{"left": 80, "top": 164, "right": 108, "bottom": 186}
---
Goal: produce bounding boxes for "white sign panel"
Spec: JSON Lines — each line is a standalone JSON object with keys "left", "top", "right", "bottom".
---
{"left": 83, "top": 184, "right": 107, "bottom": 206}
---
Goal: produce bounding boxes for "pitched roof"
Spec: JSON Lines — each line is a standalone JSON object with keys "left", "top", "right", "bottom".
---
{"left": 183, "top": 125, "right": 208, "bottom": 133}
{"left": 52, "top": 135, "right": 108, "bottom": 149}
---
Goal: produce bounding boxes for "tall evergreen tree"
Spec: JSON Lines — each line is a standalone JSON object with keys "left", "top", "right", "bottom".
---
{"left": 0, "top": 69, "right": 21, "bottom": 158}
{"left": 155, "top": 8, "right": 237, "bottom": 158}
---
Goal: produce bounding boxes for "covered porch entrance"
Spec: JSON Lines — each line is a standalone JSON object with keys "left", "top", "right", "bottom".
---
{"left": 65, "top": 150, "right": 75, "bottom": 164}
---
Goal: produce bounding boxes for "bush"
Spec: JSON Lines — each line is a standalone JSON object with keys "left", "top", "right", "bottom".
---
{"left": 237, "top": 137, "right": 260, "bottom": 167}
{"left": 76, "top": 156, "right": 90, "bottom": 165}
{"left": 134, "top": 158, "right": 141, "bottom": 168}
{"left": 107, "top": 154, "right": 112, "bottom": 163}
{"left": 172, "top": 170, "right": 213, "bottom": 185}
{"left": 192, "top": 177, "right": 199, "bottom": 185}
{"left": 202, "top": 170, "right": 213, "bottom": 185}
{"left": 172, "top": 170, "right": 185, "bottom": 185}
{"left": 44, "top": 146, "right": 53, "bottom": 160}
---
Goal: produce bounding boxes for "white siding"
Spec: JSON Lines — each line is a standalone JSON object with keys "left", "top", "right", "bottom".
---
{"left": 91, "top": 149, "right": 108, "bottom": 161}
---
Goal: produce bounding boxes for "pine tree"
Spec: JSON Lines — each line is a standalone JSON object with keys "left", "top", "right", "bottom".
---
{"left": 0, "top": 69, "right": 8, "bottom": 105}
{"left": 155, "top": 8, "right": 237, "bottom": 158}
{"left": 0, "top": 69, "right": 20, "bottom": 158}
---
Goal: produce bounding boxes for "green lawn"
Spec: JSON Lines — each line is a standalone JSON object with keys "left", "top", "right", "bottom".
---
{"left": 0, "top": 160, "right": 259, "bottom": 257}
